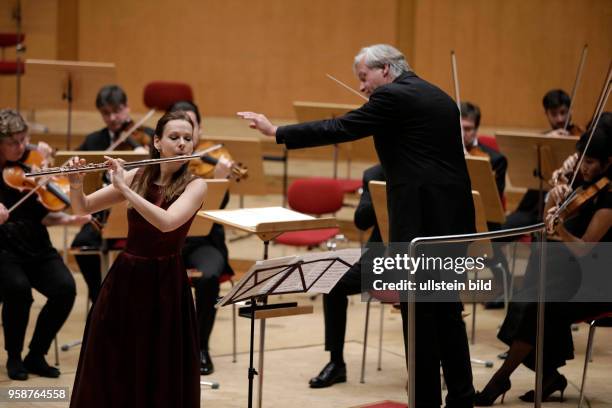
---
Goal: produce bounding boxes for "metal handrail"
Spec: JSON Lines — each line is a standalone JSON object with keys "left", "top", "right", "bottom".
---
{"left": 406, "top": 223, "right": 547, "bottom": 408}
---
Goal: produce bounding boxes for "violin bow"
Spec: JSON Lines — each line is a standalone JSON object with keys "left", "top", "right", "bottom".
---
{"left": 587, "top": 58, "right": 612, "bottom": 132}
{"left": 451, "top": 50, "right": 468, "bottom": 154}
{"left": 325, "top": 73, "right": 368, "bottom": 101}
{"left": 563, "top": 44, "right": 588, "bottom": 132}
{"left": 556, "top": 74, "right": 611, "bottom": 217}
{"left": 106, "top": 109, "right": 155, "bottom": 152}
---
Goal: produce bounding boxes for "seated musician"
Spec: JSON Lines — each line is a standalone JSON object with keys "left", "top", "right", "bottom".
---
{"left": 543, "top": 89, "right": 583, "bottom": 138}
{"left": 78, "top": 84, "right": 153, "bottom": 151}
{"left": 0, "top": 109, "right": 89, "bottom": 381}
{"left": 474, "top": 128, "right": 612, "bottom": 406}
{"left": 168, "top": 100, "right": 233, "bottom": 375}
{"left": 461, "top": 101, "right": 507, "bottom": 197}
{"left": 71, "top": 85, "right": 155, "bottom": 304}
{"left": 309, "top": 163, "right": 385, "bottom": 388}
{"left": 504, "top": 89, "right": 584, "bottom": 231}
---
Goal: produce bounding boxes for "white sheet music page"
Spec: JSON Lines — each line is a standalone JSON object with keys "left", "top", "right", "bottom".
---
{"left": 305, "top": 248, "right": 362, "bottom": 294}
{"left": 204, "top": 207, "right": 314, "bottom": 229}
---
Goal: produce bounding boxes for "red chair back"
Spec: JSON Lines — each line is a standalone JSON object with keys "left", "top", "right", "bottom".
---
{"left": 143, "top": 81, "right": 193, "bottom": 111}
{"left": 287, "top": 178, "right": 344, "bottom": 215}
{"left": 0, "top": 33, "right": 25, "bottom": 48}
{"left": 478, "top": 135, "right": 500, "bottom": 152}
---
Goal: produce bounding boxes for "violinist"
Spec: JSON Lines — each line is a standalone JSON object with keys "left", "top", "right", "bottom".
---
{"left": 71, "top": 85, "right": 155, "bottom": 304}
{"left": 78, "top": 85, "right": 153, "bottom": 152}
{"left": 461, "top": 102, "right": 507, "bottom": 196}
{"left": 501, "top": 89, "right": 585, "bottom": 232}
{"left": 474, "top": 128, "right": 612, "bottom": 405}
{"left": 168, "top": 100, "right": 233, "bottom": 376}
{"left": 543, "top": 89, "right": 584, "bottom": 137}
{"left": 0, "top": 109, "right": 89, "bottom": 381}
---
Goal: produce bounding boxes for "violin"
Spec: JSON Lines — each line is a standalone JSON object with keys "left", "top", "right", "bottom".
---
{"left": 466, "top": 145, "right": 489, "bottom": 158}
{"left": 189, "top": 140, "right": 248, "bottom": 181}
{"left": 107, "top": 110, "right": 156, "bottom": 152}
{"left": 548, "top": 176, "right": 610, "bottom": 233}
{"left": 2, "top": 145, "right": 71, "bottom": 212}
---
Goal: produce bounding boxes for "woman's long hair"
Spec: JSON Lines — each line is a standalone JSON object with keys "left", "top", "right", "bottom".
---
{"left": 130, "top": 110, "right": 196, "bottom": 202}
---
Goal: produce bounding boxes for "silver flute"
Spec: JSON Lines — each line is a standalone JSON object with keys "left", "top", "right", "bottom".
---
{"left": 24, "top": 144, "right": 224, "bottom": 177}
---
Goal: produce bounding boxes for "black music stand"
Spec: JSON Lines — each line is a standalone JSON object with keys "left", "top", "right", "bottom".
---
{"left": 216, "top": 248, "right": 361, "bottom": 408}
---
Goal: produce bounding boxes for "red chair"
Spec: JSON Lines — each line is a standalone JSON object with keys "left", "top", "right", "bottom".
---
{"left": 577, "top": 311, "right": 612, "bottom": 407}
{"left": 477, "top": 134, "right": 500, "bottom": 152}
{"left": 143, "top": 81, "right": 193, "bottom": 111}
{"left": 361, "top": 289, "right": 400, "bottom": 383}
{"left": 0, "top": 33, "right": 25, "bottom": 75}
{"left": 275, "top": 178, "right": 343, "bottom": 248}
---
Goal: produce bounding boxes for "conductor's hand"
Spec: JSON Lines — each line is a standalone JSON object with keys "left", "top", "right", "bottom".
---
{"left": 104, "top": 156, "right": 128, "bottom": 193}
{"left": 237, "top": 112, "right": 278, "bottom": 137}
{"left": 0, "top": 203, "right": 9, "bottom": 225}
{"left": 67, "top": 156, "right": 87, "bottom": 188}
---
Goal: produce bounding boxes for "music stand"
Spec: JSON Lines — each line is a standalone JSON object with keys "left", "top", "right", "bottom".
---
{"left": 293, "top": 101, "right": 360, "bottom": 178}
{"left": 187, "top": 179, "right": 229, "bottom": 237}
{"left": 199, "top": 206, "right": 338, "bottom": 408}
{"left": 53, "top": 151, "right": 149, "bottom": 194}
{"left": 22, "top": 59, "right": 116, "bottom": 149}
{"left": 465, "top": 156, "right": 506, "bottom": 224}
{"left": 216, "top": 248, "right": 361, "bottom": 408}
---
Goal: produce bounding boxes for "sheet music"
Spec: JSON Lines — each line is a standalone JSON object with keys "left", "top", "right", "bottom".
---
{"left": 216, "top": 255, "right": 299, "bottom": 307}
{"left": 204, "top": 207, "right": 314, "bottom": 229}
{"left": 216, "top": 249, "right": 362, "bottom": 306}
{"left": 307, "top": 248, "right": 362, "bottom": 293}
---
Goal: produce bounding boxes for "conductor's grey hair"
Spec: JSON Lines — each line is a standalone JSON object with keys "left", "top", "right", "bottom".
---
{"left": 353, "top": 44, "right": 411, "bottom": 79}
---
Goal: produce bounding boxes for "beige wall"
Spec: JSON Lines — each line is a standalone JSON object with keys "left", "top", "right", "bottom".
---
{"left": 409, "top": 0, "right": 612, "bottom": 130}
{"left": 0, "top": 0, "right": 59, "bottom": 108}
{"left": 2, "top": 0, "right": 611, "bottom": 129}
{"left": 77, "top": 0, "right": 398, "bottom": 116}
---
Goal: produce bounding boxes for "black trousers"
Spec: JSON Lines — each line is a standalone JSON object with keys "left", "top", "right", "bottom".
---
{"left": 400, "top": 302, "right": 474, "bottom": 408}
{"left": 0, "top": 248, "right": 76, "bottom": 357}
{"left": 324, "top": 260, "right": 474, "bottom": 408}
{"left": 183, "top": 238, "right": 225, "bottom": 351}
{"left": 71, "top": 223, "right": 103, "bottom": 303}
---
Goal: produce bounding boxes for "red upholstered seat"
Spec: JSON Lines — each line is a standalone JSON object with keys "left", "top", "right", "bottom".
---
{"left": 0, "top": 61, "right": 24, "bottom": 75}
{"left": 337, "top": 178, "right": 363, "bottom": 194}
{"left": 478, "top": 134, "right": 500, "bottom": 152}
{"left": 274, "top": 178, "right": 343, "bottom": 247}
{"left": 143, "top": 81, "right": 193, "bottom": 111}
{"left": 0, "top": 33, "right": 25, "bottom": 76}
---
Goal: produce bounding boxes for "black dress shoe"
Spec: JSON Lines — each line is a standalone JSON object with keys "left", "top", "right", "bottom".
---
{"left": 200, "top": 350, "right": 214, "bottom": 376}
{"left": 23, "top": 354, "right": 60, "bottom": 378}
{"left": 6, "top": 358, "right": 28, "bottom": 381}
{"left": 309, "top": 362, "right": 346, "bottom": 388}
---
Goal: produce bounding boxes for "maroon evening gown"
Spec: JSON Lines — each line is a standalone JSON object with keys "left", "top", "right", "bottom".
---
{"left": 70, "top": 184, "right": 200, "bottom": 408}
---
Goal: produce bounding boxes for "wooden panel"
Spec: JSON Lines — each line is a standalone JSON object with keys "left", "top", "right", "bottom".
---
{"left": 0, "top": 0, "right": 59, "bottom": 108}
{"left": 412, "top": 0, "right": 612, "bottom": 129}
{"left": 77, "top": 0, "right": 398, "bottom": 118}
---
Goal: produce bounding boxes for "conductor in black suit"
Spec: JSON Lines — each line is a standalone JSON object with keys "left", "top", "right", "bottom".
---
{"left": 71, "top": 85, "right": 154, "bottom": 304}
{"left": 239, "top": 44, "right": 476, "bottom": 408}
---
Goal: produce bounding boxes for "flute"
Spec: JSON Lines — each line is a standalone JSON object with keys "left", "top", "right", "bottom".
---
{"left": 24, "top": 144, "right": 224, "bottom": 177}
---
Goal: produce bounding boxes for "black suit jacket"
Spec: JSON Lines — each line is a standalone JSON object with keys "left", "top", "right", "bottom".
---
{"left": 477, "top": 142, "right": 508, "bottom": 196}
{"left": 354, "top": 164, "right": 385, "bottom": 244}
{"left": 78, "top": 126, "right": 154, "bottom": 151}
{"left": 277, "top": 72, "right": 475, "bottom": 242}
